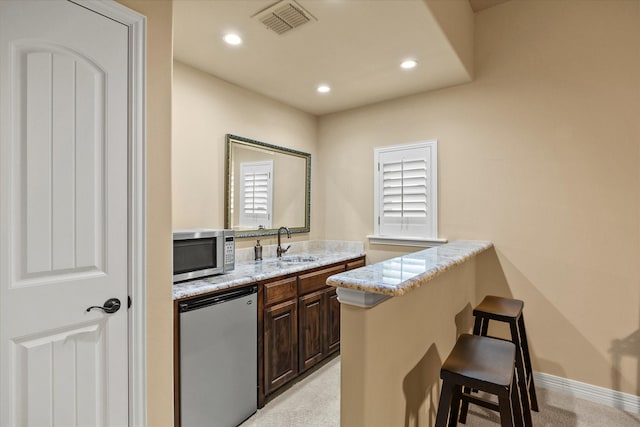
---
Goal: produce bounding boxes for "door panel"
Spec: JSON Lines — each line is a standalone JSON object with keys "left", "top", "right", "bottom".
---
{"left": 327, "top": 288, "right": 341, "bottom": 354}
{"left": 14, "top": 321, "right": 106, "bottom": 426}
{"left": 19, "top": 43, "right": 107, "bottom": 280}
{"left": 0, "top": 1, "right": 130, "bottom": 425}
{"left": 264, "top": 299, "right": 298, "bottom": 394}
{"left": 299, "top": 290, "right": 326, "bottom": 372}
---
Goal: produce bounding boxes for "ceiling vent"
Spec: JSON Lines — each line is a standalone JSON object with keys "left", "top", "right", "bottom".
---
{"left": 253, "top": 1, "right": 317, "bottom": 35}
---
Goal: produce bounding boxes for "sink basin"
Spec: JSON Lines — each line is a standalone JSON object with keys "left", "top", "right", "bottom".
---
{"left": 279, "top": 256, "right": 318, "bottom": 263}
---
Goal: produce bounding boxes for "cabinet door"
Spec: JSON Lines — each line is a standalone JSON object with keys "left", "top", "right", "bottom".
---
{"left": 327, "top": 288, "right": 341, "bottom": 354}
{"left": 264, "top": 299, "right": 298, "bottom": 394}
{"left": 298, "top": 290, "right": 326, "bottom": 373}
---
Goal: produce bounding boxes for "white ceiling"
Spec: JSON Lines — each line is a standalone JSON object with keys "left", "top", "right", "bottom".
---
{"left": 173, "top": 0, "right": 506, "bottom": 116}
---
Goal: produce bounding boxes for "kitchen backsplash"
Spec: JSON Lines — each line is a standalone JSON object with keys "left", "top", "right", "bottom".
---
{"left": 235, "top": 240, "right": 365, "bottom": 263}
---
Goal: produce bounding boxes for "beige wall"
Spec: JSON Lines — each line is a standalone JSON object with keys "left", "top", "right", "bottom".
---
{"left": 319, "top": 0, "right": 640, "bottom": 396}
{"left": 172, "top": 61, "right": 319, "bottom": 248}
{"left": 424, "top": 0, "right": 475, "bottom": 78}
{"left": 116, "top": 1, "right": 174, "bottom": 426}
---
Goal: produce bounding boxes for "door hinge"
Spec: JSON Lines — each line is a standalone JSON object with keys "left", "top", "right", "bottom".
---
{"left": 128, "top": 296, "right": 132, "bottom": 309}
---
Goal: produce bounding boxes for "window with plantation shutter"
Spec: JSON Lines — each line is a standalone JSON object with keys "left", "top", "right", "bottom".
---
{"left": 239, "top": 160, "right": 273, "bottom": 229}
{"left": 373, "top": 141, "right": 438, "bottom": 240}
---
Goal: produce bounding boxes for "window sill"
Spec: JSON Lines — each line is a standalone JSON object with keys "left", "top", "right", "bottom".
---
{"left": 367, "top": 235, "right": 448, "bottom": 247}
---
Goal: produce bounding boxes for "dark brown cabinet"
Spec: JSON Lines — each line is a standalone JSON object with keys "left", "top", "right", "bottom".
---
{"left": 327, "top": 288, "right": 341, "bottom": 354}
{"left": 257, "top": 255, "right": 365, "bottom": 406}
{"left": 264, "top": 298, "right": 298, "bottom": 395}
{"left": 299, "top": 265, "right": 345, "bottom": 295}
{"left": 297, "top": 262, "right": 364, "bottom": 373}
{"left": 297, "top": 264, "right": 346, "bottom": 373}
{"left": 298, "top": 287, "right": 346, "bottom": 373}
{"left": 347, "top": 258, "right": 365, "bottom": 271}
{"left": 298, "top": 289, "right": 326, "bottom": 372}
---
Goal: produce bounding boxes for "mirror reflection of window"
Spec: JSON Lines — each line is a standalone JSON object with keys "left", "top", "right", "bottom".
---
{"left": 239, "top": 160, "right": 273, "bottom": 229}
{"left": 225, "top": 134, "right": 311, "bottom": 237}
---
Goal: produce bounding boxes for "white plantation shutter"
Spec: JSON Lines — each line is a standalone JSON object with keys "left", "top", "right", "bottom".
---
{"left": 239, "top": 161, "right": 273, "bottom": 229}
{"left": 244, "top": 172, "right": 268, "bottom": 212}
{"left": 374, "top": 141, "right": 437, "bottom": 238}
{"left": 382, "top": 158, "right": 428, "bottom": 218}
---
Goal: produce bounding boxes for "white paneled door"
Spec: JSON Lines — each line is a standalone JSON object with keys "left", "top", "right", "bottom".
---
{"left": 0, "top": 1, "right": 131, "bottom": 425}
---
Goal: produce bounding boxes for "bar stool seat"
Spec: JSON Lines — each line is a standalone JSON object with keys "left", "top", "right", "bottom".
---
{"left": 460, "top": 295, "right": 538, "bottom": 427}
{"left": 475, "top": 296, "right": 523, "bottom": 321}
{"left": 435, "top": 334, "right": 523, "bottom": 427}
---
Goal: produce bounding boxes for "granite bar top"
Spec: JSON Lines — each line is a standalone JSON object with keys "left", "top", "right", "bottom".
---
{"left": 327, "top": 240, "right": 492, "bottom": 297}
{"left": 173, "top": 240, "right": 365, "bottom": 300}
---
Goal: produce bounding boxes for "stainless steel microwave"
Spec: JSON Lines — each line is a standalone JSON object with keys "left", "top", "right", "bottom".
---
{"left": 173, "top": 229, "right": 235, "bottom": 283}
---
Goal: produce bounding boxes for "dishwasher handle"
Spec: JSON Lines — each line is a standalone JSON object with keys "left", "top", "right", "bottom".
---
{"left": 179, "top": 285, "right": 257, "bottom": 313}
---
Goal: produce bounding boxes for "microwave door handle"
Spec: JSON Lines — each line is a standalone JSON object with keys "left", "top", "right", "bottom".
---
{"left": 216, "top": 236, "right": 224, "bottom": 272}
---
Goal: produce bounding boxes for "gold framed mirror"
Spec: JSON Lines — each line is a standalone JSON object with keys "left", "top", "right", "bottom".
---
{"left": 225, "top": 134, "right": 311, "bottom": 238}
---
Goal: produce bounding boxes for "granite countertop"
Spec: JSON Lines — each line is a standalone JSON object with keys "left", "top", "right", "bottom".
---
{"left": 327, "top": 240, "right": 493, "bottom": 297}
{"left": 173, "top": 240, "right": 365, "bottom": 300}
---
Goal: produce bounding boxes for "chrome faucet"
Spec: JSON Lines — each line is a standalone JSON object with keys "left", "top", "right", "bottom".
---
{"left": 276, "top": 226, "right": 291, "bottom": 257}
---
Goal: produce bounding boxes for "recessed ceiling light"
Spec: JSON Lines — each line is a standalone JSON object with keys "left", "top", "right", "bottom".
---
{"left": 400, "top": 59, "right": 418, "bottom": 69}
{"left": 317, "top": 84, "right": 331, "bottom": 93}
{"left": 223, "top": 33, "right": 242, "bottom": 46}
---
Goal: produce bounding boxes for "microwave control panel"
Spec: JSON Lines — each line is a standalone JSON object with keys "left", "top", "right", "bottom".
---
{"left": 224, "top": 237, "right": 235, "bottom": 265}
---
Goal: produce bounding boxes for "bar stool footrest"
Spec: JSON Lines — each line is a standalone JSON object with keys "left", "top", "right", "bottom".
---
{"left": 461, "top": 394, "right": 500, "bottom": 412}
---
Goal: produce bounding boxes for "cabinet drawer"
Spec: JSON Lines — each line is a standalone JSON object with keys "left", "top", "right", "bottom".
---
{"left": 264, "top": 277, "right": 297, "bottom": 306}
{"left": 346, "top": 258, "right": 365, "bottom": 270}
{"left": 298, "top": 265, "right": 345, "bottom": 295}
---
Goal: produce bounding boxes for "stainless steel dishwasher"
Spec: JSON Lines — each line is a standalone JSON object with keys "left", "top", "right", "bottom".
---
{"left": 179, "top": 285, "right": 257, "bottom": 427}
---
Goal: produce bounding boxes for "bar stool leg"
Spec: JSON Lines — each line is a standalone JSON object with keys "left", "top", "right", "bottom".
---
{"left": 436, "top": 380, "right": 455, "bottom": 427}
{"left": 510, "top": 321, "right": 533, "bottom": 427}
{"left": 480, "top": 316, "right": 489, "bottom": 337}
{"left": 448, "top": 385, "right": 462, "bottom": 427}
{"left": 510, "top": 370, "right": 524, "bottom": 427}
{"left": 459, "top": 317, "right": 484, "bottom": 423}
{"left": 472, "top": 316, "right": 483, "bottom": 336}
{"left": 518, "top": 315, "right": 538, "bottom": 411}
{"left": 498, "top": 388, "right": 514, "bottom": 427}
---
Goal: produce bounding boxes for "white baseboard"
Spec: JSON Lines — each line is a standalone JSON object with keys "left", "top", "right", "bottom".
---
{"left": 534, "top": 371, "right": 640, "bottom": 414}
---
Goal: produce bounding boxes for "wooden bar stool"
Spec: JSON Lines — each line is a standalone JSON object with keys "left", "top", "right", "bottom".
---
{"left": 435, "top": 334, "right": 523, "bottom": 427}
{"left": 460, "top": 295, "right": 537, "bottom": 427}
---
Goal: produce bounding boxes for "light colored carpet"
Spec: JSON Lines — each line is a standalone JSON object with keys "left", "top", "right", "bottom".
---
{"left": 241, "top": 356, "right": 341, "bottom": 427}
{"left": 241, "top": 356, "right": 640, "bottom": 426}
